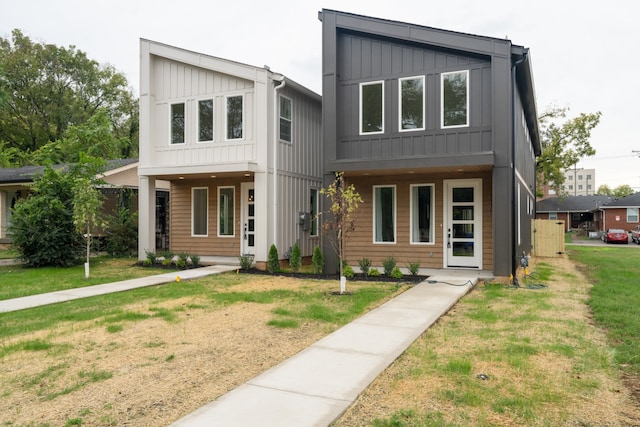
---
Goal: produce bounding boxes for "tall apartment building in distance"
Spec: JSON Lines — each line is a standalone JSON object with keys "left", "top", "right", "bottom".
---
{"left": 541, "top": 168, "right": 596, "bottom": 198}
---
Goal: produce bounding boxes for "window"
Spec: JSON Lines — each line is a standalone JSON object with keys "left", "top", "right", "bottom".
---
{"left": 441, "top": 70, "right": 469, "bottom": 128}
{"left": 192, "top": 188, "right": 208, "bottom": 236}
{"left": 410, "top": 184, "right": 434, "bottom": 243}
{"left": 568, "top": 185, "right": 573, "bottom": 190}
{"left": 399, "top": 76, "right": 424, "bottom": 131}
{"left": 310, "top": 188, "right": 318, "bottom": 236}
{"left": 360, "top": 81, "right": 384, "bottom": 134}
{"left": 568, "top": 175, "right": 573, "bottom": 180}
{"left": 280, "top": 95, "right": 292, "bottom": 142}
{"left": 578, "top": 185, "right": 583, "bottom": 190}
{"left": 549, "top": 212, "right": 558, "bottom": 220}
{"left": 373, "top": 185, "right": 395, "bottom": 243}
{"left": 578, "top": 174, "right": 583, "bottom": 180}
{"left": 226, "top": 95, "right": 243, "bottom": 140}
{"left": 587, "top": 174, "right": 592, "bottom": 180}
{"left": 171, "top": 103, "right": 185, "bottom": 144}
{"left": 218, "top": 187, "right": 235, "bottom": 236}
{"left": 198, "top": 99, "right": 214, "bottom": 142}
{"left": 628, "top": 208, "right": 639, "bottom": 223}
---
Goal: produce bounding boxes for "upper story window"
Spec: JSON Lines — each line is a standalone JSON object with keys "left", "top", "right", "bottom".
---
{"left": 198, "top": 99, "right": 214, "bottom": 142}
{"left": 399, "top": 76, "right": 425, "bottom": 131}
{"left": 360, "top": 81, "right": 384, "bottom": 135}
{"left": 280, "top": 95, "right": 292, "bottom": 143}
{"left": 171, "top": 102, "right": 185, "bottom": 144}
{"left": 226, "top": 95, "right": 243, "bottom": 140}
{"left": 441, "top": 70, "right": 469, "bottom": 128}
{"left": 578, "top": 174, "right": 583, "bottom": 180}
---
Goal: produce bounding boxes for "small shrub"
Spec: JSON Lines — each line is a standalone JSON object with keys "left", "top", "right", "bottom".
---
{"left": 390, "top": 266, "right": 403, "bottom": 279}
{"left": 369, "top": 268, "right": 381, "bottom": 277}
{"left": 143, "top": 259, "right": 152, "bottom": 267}
{"left": 105, "top": 207, "right": 138, "bottom": 257}
{"left": 145, "top": 250, "right": 158, "bottom": 264}
{"left": 175, "top": 258, "right": 187, "bottom": 269}
{"left": 343, "top": 264, "right": 355, "bottom": 278}
{"left": 267, "top": 244, "right": 280, "bottom": 273}
{"left": 311, "top": 245, "right": 324, "bottom": 274}
{"left": 289, "top": 242, "right": 301, "bottom": 272}
{"left": 161, "top": 250, "right": 174, "bottom": 262}
{"left": 407, "top": 261, "right": 420, "bottom": 276}
{"left": 358, "top": 257, "right": 372, "bottom": 277}
{"left": 382, "top": 255, "right": 397, "bottom": 276}
{"left": 161, "top": 259, "right": 172, "bottom": 267}
{"left": 190, "top": 254, "right": 201, "bottom": 267}
{"left": 238, "top": 254, "right": 254, "bottom": 270}
{"left": 177, "top": 252, "right": 189, "bottom": 265}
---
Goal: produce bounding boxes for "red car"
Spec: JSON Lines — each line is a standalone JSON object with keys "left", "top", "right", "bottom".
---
{"left": 603, "top": 229, "right": 629, "bottom": 244}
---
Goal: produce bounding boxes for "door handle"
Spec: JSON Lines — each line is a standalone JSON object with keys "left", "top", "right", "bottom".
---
{"left": 447, "top": 228, "right": 451, "bottom": 248}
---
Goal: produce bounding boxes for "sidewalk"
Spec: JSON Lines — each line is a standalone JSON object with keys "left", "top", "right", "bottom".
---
{"left": 170, "top": 273, "right": 478, "bottom": 427}
{"left": 0, "top": 265, "right": 238, "bottom": 313}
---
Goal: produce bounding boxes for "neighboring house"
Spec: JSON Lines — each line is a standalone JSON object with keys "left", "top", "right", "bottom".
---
{"left": 137, "top": 40, "right": 322, "bottom": 267}
{"left": 536, "top": 195, "right": 612, "bottom": 232}
{"left": 319, "top": 10, "right": 540, "bottom": 277}
{"left": 599, "top": 192, "right": 640, "bottom": 232}
{"left": 0, "top": 159, "right": 169, "bottom": 248}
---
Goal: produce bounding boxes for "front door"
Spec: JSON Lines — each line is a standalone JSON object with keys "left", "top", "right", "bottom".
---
{"left": 241, "top": 182, "right": 255, "bottom": 256}
{"left": 444, "top": 179, "right": 482, "bottom": 268}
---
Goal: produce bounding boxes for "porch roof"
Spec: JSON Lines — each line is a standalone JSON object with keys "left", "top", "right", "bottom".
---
{"left": 536, "top": 195, "right": 614, "bottom": 213}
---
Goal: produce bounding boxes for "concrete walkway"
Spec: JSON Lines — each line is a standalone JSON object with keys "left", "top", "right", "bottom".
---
{"left": 0, "top": 265, "right": 238, "bottom": 313}
{"left": 170, "top": 273, "right": 478, "bottom": 427}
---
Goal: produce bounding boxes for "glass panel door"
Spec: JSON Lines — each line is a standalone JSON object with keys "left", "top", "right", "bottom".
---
{"left": 241, "top": 183, "right": 255, "bottom": 256}
{"left": 445, "top": 180, "right": 482, "bottom": 268}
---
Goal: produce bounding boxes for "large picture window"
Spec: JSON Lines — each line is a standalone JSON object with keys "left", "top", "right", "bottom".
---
{"left": 441, "top": 70, "right": 469, "bottom": 128}
{"left": 198, "top": 99, "right": 214, "bottom": 142}
{"left": 226, "top": 95, "right": 243, "bottom": 140}
{"left": 410, "top": 184, "right": 434, "bottom": 243}
{"left": 400, "top": 76, "right": 424, "bottom": 131}
{"left": 192, "top": 187, "right": 208, "bottom": 236}
{"left": 171, "top": 102, "right": 185, "bottom": 144}
{"left": 360, "top": 81, "right": 384, "bottom": 134}
{"left": 218, "top": 187, "right": 235, "bottom": 236}
{"left": 373, "top": 185, "right": 395, "bottom": 243}
{"left": 280, "top": 95, "right": 292, "bottom": 143}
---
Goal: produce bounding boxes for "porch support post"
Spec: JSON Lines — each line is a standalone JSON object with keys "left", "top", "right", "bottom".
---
{"left": 138, "top": 176, "right": 156, "bottom": 261}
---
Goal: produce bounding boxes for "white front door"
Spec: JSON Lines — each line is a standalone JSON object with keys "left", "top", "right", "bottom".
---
{"left": 444, "top": 179, "right": 482, "bottom": 268}
{"left": 241, "top": 182, "right": 255, "bottom": 256}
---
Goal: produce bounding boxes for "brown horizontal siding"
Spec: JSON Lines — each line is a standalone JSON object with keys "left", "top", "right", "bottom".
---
{"left": 342, "top": 171, "right": 493, "bottom": 271}
{"left": 170, "top": 178, "right": 247, "bottom": 256}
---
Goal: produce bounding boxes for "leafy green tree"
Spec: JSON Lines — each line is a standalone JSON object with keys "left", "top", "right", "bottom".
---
{"left": 536, "top": 107, "right": 601, "bottom": 197}
{"left": 0, "top": 29, "right": 137, "bottom": 164}
{"left": 613, "top": 184, "right": 635, "bottom": 199}
{"left": 596, "top": 184, "right": 612, "bottom": 196}
{"left": 267, "top": 244, "right": 280, "bottom": 273}
{"left": 105, "top": 207, "right": 138, "bottom": 257}
{"left": 9, "top": 167, "right": 83, "bottom": 266}
{"left": 321, "top": 172, "right": 363, "bottom": 293}
{"left": 289, "top": 241, "right": 301, "bottom": 272}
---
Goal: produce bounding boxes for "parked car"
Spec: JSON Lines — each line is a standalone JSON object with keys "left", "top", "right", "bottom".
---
{"left": 631, "top": 225, "right": 640, "bottom": 245}
{"left": 603, "top": 229, "right": 629, "bottom": 244}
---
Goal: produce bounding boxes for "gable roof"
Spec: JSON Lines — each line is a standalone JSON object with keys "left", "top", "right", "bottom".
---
{"left": 318, "top": 9, "right": 540, "bottom": 155}
{"left": 536, "top": 195, "right": 614, "bottom": 213}
{"left": 0, "top": 159, "right": 139, "bottom": 184}
{"left": 601, "top": 192, "right": 640, "bottom": 208}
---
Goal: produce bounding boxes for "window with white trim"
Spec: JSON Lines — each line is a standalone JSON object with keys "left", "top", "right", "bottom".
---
{"left": 399, "top": 76, "right": 424, "bottom": 131}
{"left": 192, "top": 187, "right": 208, "bottom": 236}
{"left": 441, "top": 70, "right": 469, "bottom": 128}
{"left": 373, "top": 185, "right": 395, "bottom": 243}
{"left": 627, "top": 208, "right": 639, "bottom": 223}
{"left": 198, "top": 99, "right": 214, "bottom": 142}
{"left": 310, "top": 188, "right": 318, "bottom": 237}
{"left": 549, "top": 212, "right": 558, "bottom": 220}
{"left": 218, "top": 187, "right": 235, "bottom": 236}
{"left": 171, "top": 102, "right": 185, "bottom": 144}
{"left": 360, "top": 81, "right": 384, "bottom": 134}
{"left": 410, "top": 184, "right": 434, "bottom": 243}
{"left": 280, "top": 95, "right": 292, "bottom": 143}
{"left": 226, "top": 95, "right": 243, "bottom": 140}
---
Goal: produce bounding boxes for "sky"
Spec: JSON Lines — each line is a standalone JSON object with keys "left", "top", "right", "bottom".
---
{"left": 2, "top": 0, "right": 639, "bottom": 190}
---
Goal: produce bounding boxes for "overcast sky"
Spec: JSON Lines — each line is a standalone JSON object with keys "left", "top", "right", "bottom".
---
{"left": 2, "top": 0, "right": 639, "bottom": 190}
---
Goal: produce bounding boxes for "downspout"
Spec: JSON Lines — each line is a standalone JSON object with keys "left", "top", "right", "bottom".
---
{"left": 273, "top": 77, "right": 286, "bottom": 252}
{"left": 511, "top": 52, "right": 528, "bottom": 279}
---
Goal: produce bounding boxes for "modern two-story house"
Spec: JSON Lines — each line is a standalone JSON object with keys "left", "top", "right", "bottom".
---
{"left": 137, "top": 40, "right": 322, "bottom": 267}
{"left": 319, "top": 10, "right": 541, "bottom": 277}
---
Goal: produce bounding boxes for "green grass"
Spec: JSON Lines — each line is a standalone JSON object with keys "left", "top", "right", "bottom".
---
{"left": 568, "top": 246, "right": 640, "bottom": 374}
{"left": 0, "top": 256, "right": 167, "bottom": 301}
{"left": 0, "top": 248, "right": 18, "bottom": 259}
